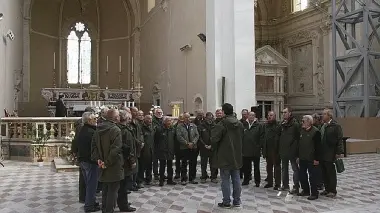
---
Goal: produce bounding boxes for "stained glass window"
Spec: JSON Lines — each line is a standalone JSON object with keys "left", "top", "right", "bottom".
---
{"left": 67, "top": 22, "right": 91, "bottom": 84}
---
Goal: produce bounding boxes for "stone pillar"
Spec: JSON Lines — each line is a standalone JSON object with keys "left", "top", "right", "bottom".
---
{"left": 206, "top": 0, "right": 256, "bottom": 114}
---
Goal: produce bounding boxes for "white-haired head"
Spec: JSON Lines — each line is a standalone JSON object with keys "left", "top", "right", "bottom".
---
{"left": 302, "top": 115, "right": 313, "bottom": 129}
{"left": 82, "top": 112, "right": 97, "bottom": 126}
{"left": 119, "top": 110, "right": 132, "bottom": 123}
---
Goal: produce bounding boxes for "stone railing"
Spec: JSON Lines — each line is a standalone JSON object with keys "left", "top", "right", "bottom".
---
{"left": 0, "top": 117, "right": 79, "bottom": 162}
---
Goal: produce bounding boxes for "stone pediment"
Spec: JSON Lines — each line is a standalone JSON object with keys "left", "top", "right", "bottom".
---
{"left": 255, "top": 45, "right": 290, "bottom": 67}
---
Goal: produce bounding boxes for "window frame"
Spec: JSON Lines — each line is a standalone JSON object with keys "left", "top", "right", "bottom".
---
{"left": 66, "top": 21, "right": 92, "bottom": 85}
{"left": 292, "top": 0, "right": 308, "bottom": 13}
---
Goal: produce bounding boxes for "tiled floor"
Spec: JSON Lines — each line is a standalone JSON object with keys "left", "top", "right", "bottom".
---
{"left": 0, "top": 154, "right": 380, "bottom": 213}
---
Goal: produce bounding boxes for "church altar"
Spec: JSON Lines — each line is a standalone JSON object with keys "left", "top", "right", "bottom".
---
{"left": 41, "top": 87, "right": 142, "bottom": 116}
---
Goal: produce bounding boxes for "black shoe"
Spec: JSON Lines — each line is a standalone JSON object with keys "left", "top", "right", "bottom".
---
{"left": 264, "top": 177, "right": 268, "bottom": 181}
{"left": 233, "top": 203, "right": 241, "bottom": 208}
{"left": 218, "top": 202, "right": 231, "bottom": 209}
{"left": 174, "top": 175, "right": 180, "bottom": 179}
{"left": 297, "top": 190, "right": 310, "bottom": 196}
{"left": 181, "top": 181, "right": 187, "bottom": 186}
{"left": 85, "top": 206, "right": 101, "bottom": 212}
{"left": 280, "top": 186, "right": 290, "bottom": 191}
{"left": 154, "top": 176, "right": 159, "bottom": 181}
{"left": 127, "top": 191, "right": 131, "bottom": 194}
{"left": 120, "top": 206, "right": 136, "bottom": 212}
{"left": 320, "top": 190, "right": 329, "bottom": 196}
{"left": 137, "top": 183, "right": 144, "bottom": 189}
{"left": 159, "top": 181, "right": 164, "bottom": 187}
{"left": 167, "top": 180, "right": 177, "bottom": 185}
{"left": 130, "top": 187, "right": 138, "bottom": 191}
{"left": 189, "top": 180, "right": 198, "bottom": 184}
{"left": 242, "top": 181, "right": 249, "bottom": 186}
{"left": 317, "top": 185, "right": 324, "bottom": 191}
{"left": 255, "top": 183, "right": 260, "bottom": 187}
{"left": 289, "top": 188, "right": 299, "bottom": 195}
{"left": 264, "top": 184, "right": 273, "bottom": 188}
{"left": 79, "top": 200, "right": 85, "bottom": 204}
{"left": 307, "top": 195, "right": 318, "bottom": 200}
{"left": 145, "top": 182, "right": 152, "bottom": 186}
{"left": 273, "top": 185, "right": 280, "bottom": 191}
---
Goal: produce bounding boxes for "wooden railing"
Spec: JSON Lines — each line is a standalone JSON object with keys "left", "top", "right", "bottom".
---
{"left": 0, "top": 117, "right": 79, "bottom": 162}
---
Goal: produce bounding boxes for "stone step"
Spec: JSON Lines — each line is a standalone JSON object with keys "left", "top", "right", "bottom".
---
{"left": 51, "top": 157, "right": 79, "bottom": 173}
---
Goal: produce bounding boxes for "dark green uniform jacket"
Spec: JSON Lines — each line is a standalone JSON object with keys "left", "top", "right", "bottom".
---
{"left": 154, "top": 126, "right": 175, "bottom": 160}
{"left": 242, "top": 120, "right": 264, "bottom": 158}
{"left": 262, "top": 121, "right": 281, "bottom": 158}
{"left": 279, "top": 117, "right": 300, "bottom": 160}
{"left": 198, "top": 121, "right": 215, "bottom": 157}
{"left": 298, "top": 126, "right": 321, "bottom": 161}
{"left": 141, "top": 123, "right": 155, "bottom": 161}
{"left": 118, "top": 123, "right": 137, "bottom": 176}
{"left": 211, "top": 116, "right": 244, "bottom": 170}
{"left": 320, "top": 120, "right": 344, "bottom": 162}
{"left": 91, "top": 120, "right": 124, "bottom": 182}
{"left": 130, "top": 120, "right": 144, "bottom": 158}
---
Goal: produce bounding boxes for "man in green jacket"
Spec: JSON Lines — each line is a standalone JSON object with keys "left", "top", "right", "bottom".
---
{"left": 279, "top": 107, "right": 300, "bottom": 194}
{"left": 263, "top": 111, "right": 282, "bottom": 190}
{"left": 91, "top": 109, "right": 124, "bottom": 213}
{"left": 320, "top": 108, "right": 344, "bottom": 198}
{"left": 242, "top": 112, "right": 263, "bottom": 187}
{"left": 140, "top": 115, "right": 155, "bottom": 185}
{"left": 176, "top": 113, "right": 200, "bottom": 185}
{"left": 211, "top": 103, "right": 244, "bottom": 208}
{"left": 297, "top": 115, "right": 321, "bottom": 200}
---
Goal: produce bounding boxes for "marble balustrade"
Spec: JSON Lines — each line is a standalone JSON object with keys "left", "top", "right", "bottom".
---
{"left": 0, "top": 117, "right": 79, "bottom": 162}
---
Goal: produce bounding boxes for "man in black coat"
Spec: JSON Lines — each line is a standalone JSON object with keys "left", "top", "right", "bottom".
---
{"left": 140, "top": 115, "right": 155, "bottom": 185}
{"left": 155, "top": 117, "right": 177, "bottom": 186}
{"left": 320, "top": 108, "right": 344, "bottom": 198}
{"left": 55, "top": 94, "right": 67, "bottom": 117}
{"left": 72, "top": 107, "right": 94, "bottom": 203}
{"left": 198, "top": 112, "right": 218, "bottom": 183}
{"left": 77, "top": 112, "right": 100, "bottom": 212}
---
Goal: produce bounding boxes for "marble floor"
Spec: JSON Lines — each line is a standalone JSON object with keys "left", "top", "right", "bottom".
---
{"left": 0, "top": 154, "right": 380, "bottom": 213}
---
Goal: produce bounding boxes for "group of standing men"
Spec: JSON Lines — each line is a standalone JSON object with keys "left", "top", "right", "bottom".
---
{"left": 72, "top": 102, "right": 344, "bottom": 212}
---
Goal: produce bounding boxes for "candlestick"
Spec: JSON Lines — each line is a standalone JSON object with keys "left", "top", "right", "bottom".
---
{"left": 119, "top": 56, "right": 122, "bottom": 73}
{"left": 53, "top": 52, "right": 56, "bottom": 70}
{"left": 106, "top": 56, "right": 109, "bottom": 72}
{"left": 131, "top": 57, "right": 134, "bottom": 88}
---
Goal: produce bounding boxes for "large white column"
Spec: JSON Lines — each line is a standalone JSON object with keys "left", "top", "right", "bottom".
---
{"left": 206, "top": 0, "right": 256, "bottom": 114}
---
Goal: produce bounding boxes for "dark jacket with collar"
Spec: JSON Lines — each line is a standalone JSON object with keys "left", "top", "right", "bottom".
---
{"left": 130, "top": 119, "right": 144, "bottom": 158}
{"left": 118, "top": 123, "right": 137, "bottom": 176}
{"left": 262, "top": 120, "right": 281, "bottom": 158}
{"left": 141, "top": 123, "right": 155, "bottom": 161}
{"left": 198, "top": 121, "right": 215, "bottom": 157}
{"left": 155, "top": 125, "right": 176, "bottom": 160}
{"left": 77, "top": 124, "right": 97, "bottom": 164}
{"left": 242, "top": 120, "right": 264, "bottom": 158}
{"left": 279, "top": 117, "right": 300, "bottom": 159}
{"left": 320, "top": 120, "right": 344, "bottom": 162}
{"left": 298, "top": 126, "right": 321, "bottom": 162}
{"left": 211, "top": 115, "right": 244, "bottom": 170}
{"left": 91, "top": 120, "right": 124, "bottom": 182}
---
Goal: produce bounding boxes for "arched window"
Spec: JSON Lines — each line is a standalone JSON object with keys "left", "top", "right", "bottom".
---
{"left": 293, "top": 0, "right": 308, "bottom": 12}
{"left": 67, "top": 22, "right": 91, "bottom": 84}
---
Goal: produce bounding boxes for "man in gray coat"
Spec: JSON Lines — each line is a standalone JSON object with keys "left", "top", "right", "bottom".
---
{"left": 92, "top": 109, "right": 124, "bottom": 213}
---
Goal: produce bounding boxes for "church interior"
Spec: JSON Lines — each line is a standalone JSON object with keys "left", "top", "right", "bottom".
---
{"left": 1, "top": 0, "right": 380, "bottom": 154}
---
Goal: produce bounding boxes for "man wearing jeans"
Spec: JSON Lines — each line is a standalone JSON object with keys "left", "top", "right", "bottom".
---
{"left": 279, "top": 107, "right": 301, "bottom": 194}
{"left": 211, "top": 103, "right": 244, "bottom": 208}
{"left": 77, "top": 112, "right": 100, "bottom": 212}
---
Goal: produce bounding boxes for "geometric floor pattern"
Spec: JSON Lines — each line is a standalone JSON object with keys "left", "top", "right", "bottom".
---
{"left": 0, "top": 154, "right": 380, "bottom": 213}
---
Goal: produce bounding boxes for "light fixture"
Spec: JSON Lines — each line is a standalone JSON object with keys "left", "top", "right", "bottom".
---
{"left": 0, "top": 13, "right": 3, "bottom": 21}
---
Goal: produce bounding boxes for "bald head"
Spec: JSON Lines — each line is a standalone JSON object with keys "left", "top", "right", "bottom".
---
{"left": 267, "top": 111, "right": 276, "bottom": 122}
{"left": 107, "top": 109, "right": 120, "bottom": 123}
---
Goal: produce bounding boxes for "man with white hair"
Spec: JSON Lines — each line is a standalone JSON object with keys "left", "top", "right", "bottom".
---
{"left": 297, "top": 115, "right": 321, "bottom": 200}
{"left": 320, "top": 108, "right": 343, "bottom": 198}
{"left": 77, "top": 112, "right": 100, "bottom": 212}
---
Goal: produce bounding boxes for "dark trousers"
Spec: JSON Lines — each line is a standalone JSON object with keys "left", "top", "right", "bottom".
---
{"left": 200, "top": 156, "right": 218, "bottom": 179}
{"left": 242, "top": 156, "right": 261, "bottom": 184}
{"left": 315, "top": 165, "right": 324, "bottom": 187}
{"left": 80, "top": 162, "right": 99, "bottom": 210}
{"left": 125, "top": 175, "right": 133, "bottom": 190}
{"left": 79, "top": 168, "right": 86, "bottom": 202}
{"left": 299, "top": 160, "right": 318, "bottom": 196}
{"left": 102, "top": 181, "right": 120, "bottom": 213}
{"left": 159, "top": 159, "right": 173, "bottom": 181}
{"left": 266, "top": 153, "right": 281, "bottom": 187}
{"left": 153, "top": 158, "right": 159, "bottom": 178}
{"left": 138, "top": 156, "right": 153, "bottom": 183}
{"left": 180, "top": 149, "right": 198, "bottom": 181}
{"left": 281, "top": 158, "right": 300, "bottom": 189}
{"left": 175, "top": 154, "right": 181, "bottom": 177}
{"left": 117, "top": 178, "right": 129, "bottom": 210}
{"left": 321, "top": 161, "right": 337, "bottom": 194}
